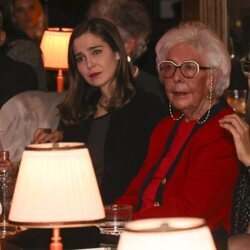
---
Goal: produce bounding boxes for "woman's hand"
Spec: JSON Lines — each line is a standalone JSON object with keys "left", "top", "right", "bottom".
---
{"left": 219, "top": 114, "right": 250, "bottom": 166}
{"left": 32, "top": 128, "right": 64, "bottom": 144}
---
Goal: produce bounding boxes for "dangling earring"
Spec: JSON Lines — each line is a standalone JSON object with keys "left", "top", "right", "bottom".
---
{"left": 169, "top": 103, "right": 184, "bottom": 121}
{"left": 197, "top": 68, "right": 214, "bottom": 124}
{"left": 127, "top": 56, "right": 131, "bottom": 62}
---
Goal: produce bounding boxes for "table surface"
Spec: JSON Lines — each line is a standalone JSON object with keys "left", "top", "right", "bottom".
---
{"left": 0, "top": 227, "right": 119, "bottom": 250}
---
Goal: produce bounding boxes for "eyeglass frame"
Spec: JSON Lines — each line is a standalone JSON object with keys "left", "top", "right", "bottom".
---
{"left": 157, "top": 60, "right": 214, "bottom": 79}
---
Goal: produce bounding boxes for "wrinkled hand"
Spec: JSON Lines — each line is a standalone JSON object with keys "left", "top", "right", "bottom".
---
{"left": 219, "top": 114, "right": 250, "bottom": 166}
{"left": 32, "top": 128, "right": 64, "bottom": 144}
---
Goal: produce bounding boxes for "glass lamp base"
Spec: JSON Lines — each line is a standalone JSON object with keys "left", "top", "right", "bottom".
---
{"left": 0, "top": 223, "right": 17, "bottom": 238}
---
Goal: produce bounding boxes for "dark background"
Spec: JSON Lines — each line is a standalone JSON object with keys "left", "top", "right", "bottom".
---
{"left": 40, "top": 0, "right": 250, "bottom": 91}
{"left": 40, "top": 0, "right": 182, "bottom": 79}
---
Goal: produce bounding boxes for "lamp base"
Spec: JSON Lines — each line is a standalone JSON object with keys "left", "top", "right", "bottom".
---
{"left": 57, "top": 69, "right": 64, "bottom": 93}
{"left": 50, "top": 228, "right": 63, "bottom": 250}
{"left": 0, "top": 222, "right": 17, "bottom": 238}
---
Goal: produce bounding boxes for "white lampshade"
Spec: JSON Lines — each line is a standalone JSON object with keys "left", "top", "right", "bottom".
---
{"left": 117, "top": 218, "right": 216, "bottom": 250}
{"left": 40, "top": 28, "right": 72, "bottom": 93}
{"left": 40, "top": 28, "right": 72, "bottom": 70}
{"left": 9, "top": 142, "right": 105, "bottom": 227}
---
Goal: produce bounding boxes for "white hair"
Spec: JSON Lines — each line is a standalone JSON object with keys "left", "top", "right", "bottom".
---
{"left": 156, "top": 21, "right": 231, "bottom": 97}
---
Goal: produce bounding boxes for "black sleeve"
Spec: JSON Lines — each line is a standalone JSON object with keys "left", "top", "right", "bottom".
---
{"left": 0, "top": 61, "right": 38, "bottom": 107}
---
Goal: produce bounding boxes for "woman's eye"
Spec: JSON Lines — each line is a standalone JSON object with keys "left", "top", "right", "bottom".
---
{"left": 75, "top": 56, "right": 85, "bottom": 63}
{"left": 166, "top": 64, "right": 174, "bottom": 70}
{"left": 184, "top": 64, "right": 196, "bottom": 71}
{"left": 93, "top": 49, "right": 102, "bottom": 55}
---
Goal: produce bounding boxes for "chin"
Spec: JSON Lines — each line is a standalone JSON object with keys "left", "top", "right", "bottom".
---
{"left": 170, "top": 101, "right": 190, "bottom": 111}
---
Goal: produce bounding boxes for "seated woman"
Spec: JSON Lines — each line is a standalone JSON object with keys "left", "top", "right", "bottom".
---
{"left": 32, "top": 18, "right": 167, "bottom": 204}
{"left": 116, "top": 21, "right": 239, "bottom": 237}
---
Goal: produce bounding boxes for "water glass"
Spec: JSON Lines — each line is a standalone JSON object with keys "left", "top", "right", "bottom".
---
{"left": 100, "top": 204, "right": 132, "bottom": 236}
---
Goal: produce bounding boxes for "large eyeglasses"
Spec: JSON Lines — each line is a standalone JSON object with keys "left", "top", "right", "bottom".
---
{"left": 157, "top": 60, "right": 213, "bottom": 79}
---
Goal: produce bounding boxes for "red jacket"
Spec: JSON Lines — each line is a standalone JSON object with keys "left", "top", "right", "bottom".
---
{"left": 116, "top": 102, "right": 239, "bottom": 232}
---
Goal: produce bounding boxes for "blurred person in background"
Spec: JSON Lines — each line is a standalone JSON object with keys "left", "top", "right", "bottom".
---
{"left": 87, "top": 0, "right": 167, "bottom": 105}
{"left": 0, "top": 0, "right": 47, "bottom": 90}
{"left": 12, "top": 0, "right": 46, "bottom": 45}
{"left": 0, "top": 3, "right": 38, "bottom": 107}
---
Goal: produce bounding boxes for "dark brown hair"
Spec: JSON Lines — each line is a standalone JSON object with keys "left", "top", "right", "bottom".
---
{"left": 59, "top": 18, "right": 135, "bottom": 124}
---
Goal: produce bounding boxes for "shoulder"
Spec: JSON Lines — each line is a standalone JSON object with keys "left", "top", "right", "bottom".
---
{"left": 8, "top": 39, "right": 40, "bottom": 53}
{"left": 202, "top": 100, "right": 234, "bottom": 129}
{"left": 151, "top": 116, "right": 173, "bottom": 135}
{"left": 111, "top": 90, "right": 167, "bottom": 127}
{"left": 7, "top": 39, "right": 42, "bottom": 61}
{"left": 193, "top": 103, "right": 235, "bottom": 145}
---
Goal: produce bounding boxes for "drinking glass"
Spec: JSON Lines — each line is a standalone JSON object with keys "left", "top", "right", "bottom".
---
{"left": 99, "top": 204, "right": 132, "bottom": 236}
{"left": 225, "top": 89, "right": 247, "bottom": 115}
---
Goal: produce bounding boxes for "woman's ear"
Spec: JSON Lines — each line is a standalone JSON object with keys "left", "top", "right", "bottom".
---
{"left": 0, "top": 31, "right": 6, "bottom": 46}
{"left": 124, "top": 38, "right": 137, "bottom": 57}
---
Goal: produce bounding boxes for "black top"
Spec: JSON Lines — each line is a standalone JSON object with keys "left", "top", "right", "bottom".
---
{"left": 0, "top": 52, "right": 38, "bottom": 108}
{"left": 59, "top": 90, "right": 167, "bottom": 204}
{"left": 87, "top": 113, "right": 111, "bottom": 186}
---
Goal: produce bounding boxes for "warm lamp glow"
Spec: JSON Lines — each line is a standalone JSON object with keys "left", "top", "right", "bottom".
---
{"left": 40, "top": 28, "right": 72, "bottom": 92}
{"left": 8, "top": 142, "right": 105, "bottom": 249}
{"left": 117, "top": 218, "right": 216, "bottom": 250}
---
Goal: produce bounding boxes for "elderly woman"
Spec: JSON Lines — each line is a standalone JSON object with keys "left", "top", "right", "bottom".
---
{"left": 116, "top": 21, "right": 239, "bottom": 236}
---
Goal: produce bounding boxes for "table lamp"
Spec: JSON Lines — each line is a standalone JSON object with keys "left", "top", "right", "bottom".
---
{"left": 40, "top": 28, "right": 72, "bottom": 92}
{"left": 8, "top": 142, "right": 105, "bottom": 250}
{"left": 117, "top": 217, "right": 216, "bottom": 250}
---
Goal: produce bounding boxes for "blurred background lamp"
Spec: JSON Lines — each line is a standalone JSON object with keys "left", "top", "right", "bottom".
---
{"left": 117, "top": 217, "right": 216, "bottom": 250}
{"left": 8, "top": 142, "right": 105, "bottom": 250}
{"left": 40, "top": 28, "right": 72, "bottom": 92}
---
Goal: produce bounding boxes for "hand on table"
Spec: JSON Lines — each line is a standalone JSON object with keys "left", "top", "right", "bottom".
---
{"left": 219, "top": 113, "right": 250, "bottom": 166}
{"left": 32, "top": 128, "right": 63, "bottom": 144}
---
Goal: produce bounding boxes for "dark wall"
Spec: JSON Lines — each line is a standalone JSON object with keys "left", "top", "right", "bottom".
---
{"left": 41, "top": 0, "right": 182, "bottom": 79}
{"left": 41, "top": 0, "right": 91, "bottom": 28}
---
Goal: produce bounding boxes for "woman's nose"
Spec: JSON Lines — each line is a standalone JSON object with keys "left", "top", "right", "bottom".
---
{"left": 173, "top": 68, "right": 183, "bottom": 82}
{"left": 86, "top": 57, "right": 94, "bottom": 69}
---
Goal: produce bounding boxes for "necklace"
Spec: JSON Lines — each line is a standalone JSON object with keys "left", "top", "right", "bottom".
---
{"left": 169, "top": 104, "right": 184, "bottom": 121}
